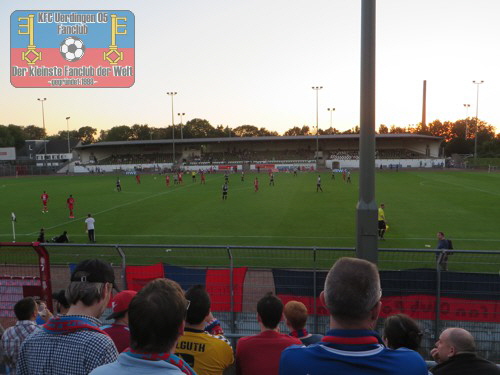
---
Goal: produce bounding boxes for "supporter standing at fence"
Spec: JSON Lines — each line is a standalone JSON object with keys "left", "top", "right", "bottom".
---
{"left": 284, "top": 301, "right": 323, "bottom": 346}
{"left": 436, "top": 232, "right": 452, "bottom": 271}
{"left": 85, "top": 213, "right": 96, "bottom": 243}
{"left": 236, "top": 292, "right": 301, "bottom": 375}
{"left": 52, "top": 289, "right": 70, "bottom": 317}
{"left": 0, "top": 297, "right": 40, "bottom": 374}
{"left": 378, "top": 203, "right": 387, "bottom": 240}
{"left": 67, "top": 194, "right": 75, "bottom": 218}
{"left": 102, "top": 290, "right": 137, "bottom": 353}
{"left": 40, "top": 190, "right": 49, "bottom": 213}
{"left": 279, "top": 257, "right": 428, "bottom": 375}
{"left": 90, "top": 278, "right": 194, "bottom": 375}
{"left": 382, "top": 313, "right": 423, "bottom": 352}
{"left": 16, "top": 259, "right": 118, "bottom": 375}
{"left": 175, "top": 285, "right": 233, "bottom": 375}
{"left": 430, "top": 328, "right": 500, "bottom": 375}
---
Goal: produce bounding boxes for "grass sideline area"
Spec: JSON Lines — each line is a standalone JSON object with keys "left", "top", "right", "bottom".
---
{"left": 0, "top": 170, "right": 499, "bottom": 254}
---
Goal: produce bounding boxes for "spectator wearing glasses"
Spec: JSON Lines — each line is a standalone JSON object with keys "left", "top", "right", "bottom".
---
{"left": 16, "top": 259, "right": 119, "bottom": 375}
{"left": 91, "top": 278, "right": 194, "bottom": 375}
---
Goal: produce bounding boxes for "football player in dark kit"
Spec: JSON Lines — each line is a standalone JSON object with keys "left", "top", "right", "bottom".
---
{"left": 222, "top": 182, "right": 228, "bottom": 200}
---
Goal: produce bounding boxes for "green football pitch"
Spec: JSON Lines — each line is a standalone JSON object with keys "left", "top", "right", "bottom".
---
{"left": 0, "top": 170, "right": 499, "bottom": 251}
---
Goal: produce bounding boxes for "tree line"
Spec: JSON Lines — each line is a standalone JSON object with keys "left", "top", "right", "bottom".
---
{"left": 1, "top": 118, "right": 499, "bottom": 157}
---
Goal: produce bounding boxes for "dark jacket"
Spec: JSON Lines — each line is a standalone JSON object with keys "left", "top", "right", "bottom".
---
{"left": 431, "top": 353, "right": 500, "bottom": 375}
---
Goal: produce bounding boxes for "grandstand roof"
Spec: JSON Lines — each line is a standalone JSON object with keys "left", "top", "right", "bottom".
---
{"left": 77, "top": 134, "right": 443, "bottom": 149}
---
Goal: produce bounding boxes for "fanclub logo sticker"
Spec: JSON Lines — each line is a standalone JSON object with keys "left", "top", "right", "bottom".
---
{"left": 10, "top": 10, "right": 135, "bottom": 88}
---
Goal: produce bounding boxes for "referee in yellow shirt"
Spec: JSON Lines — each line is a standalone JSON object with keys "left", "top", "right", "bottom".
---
{"left": 378, "top": 203, "right": 387, "bottom": 240}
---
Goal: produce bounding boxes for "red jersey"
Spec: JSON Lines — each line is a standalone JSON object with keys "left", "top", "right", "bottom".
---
{"left": 201, "top": 174, "right": 206, "bottom": 181}
{"left": 41, "top": 193, "right": 48, "bottom": 202}
{"left": 236, "top": 331, "right": 301, "bottom": 375}
{"left": 166, "top": 175, "right": 170, "bottom": 185}
{"left": 102, "top": 324, "right": 130, "bottom": 353}
{"left": 67, "top": 197, "right": 75, "bottom": 207}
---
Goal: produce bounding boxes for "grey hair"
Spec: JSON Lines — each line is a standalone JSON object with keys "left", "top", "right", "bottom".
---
{"left": 65, "top": 281, "right": 106, "bottom": 306}
{"left": 324, "top": 257, "right": 381, "bottom": 323}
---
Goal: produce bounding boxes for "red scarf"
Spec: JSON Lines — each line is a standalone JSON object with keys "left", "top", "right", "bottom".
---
{"left": 43, "top": 316, "right": 108, "bottom": 336}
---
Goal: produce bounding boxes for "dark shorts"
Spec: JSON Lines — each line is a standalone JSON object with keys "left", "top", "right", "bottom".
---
{"left": 378, "top": 220, "right": 386, "bottom": 230}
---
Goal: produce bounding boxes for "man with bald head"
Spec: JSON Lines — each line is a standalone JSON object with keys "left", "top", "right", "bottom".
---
{"left": 279, "top": 257, "right": 428, "bottom": 375}
{"left": 431, "top": 327, "right": 500, "bottom": 374}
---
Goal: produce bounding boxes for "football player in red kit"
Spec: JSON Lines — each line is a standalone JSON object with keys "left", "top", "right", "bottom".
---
{"left": 67, "top": 194, "right": 75, "bottom": 218}
{"left": 41, "top": 191, "right": 49, "bottom": 213}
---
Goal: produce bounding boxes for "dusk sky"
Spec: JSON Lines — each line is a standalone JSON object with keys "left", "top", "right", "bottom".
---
{"left": 1, "top": 0, "right": 499, "bottom": 136}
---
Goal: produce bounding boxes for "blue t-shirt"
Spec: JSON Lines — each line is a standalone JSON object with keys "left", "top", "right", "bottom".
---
{"left": 279, "top": 329, "right": 429, "bottom": 375}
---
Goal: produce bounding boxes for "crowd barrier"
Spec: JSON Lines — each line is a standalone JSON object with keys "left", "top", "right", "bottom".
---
{"left": 1, "top": 243, "right": 499, "bottom": 362}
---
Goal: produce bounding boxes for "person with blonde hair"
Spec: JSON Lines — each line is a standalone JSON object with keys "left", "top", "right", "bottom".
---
{"left": 283, "top": 301, "right": 322, "bottom": 346}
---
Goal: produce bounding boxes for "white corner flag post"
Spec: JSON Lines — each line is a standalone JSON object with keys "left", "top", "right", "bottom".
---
{"left": 11, "top": 212, "right": 16, "bottom": 243}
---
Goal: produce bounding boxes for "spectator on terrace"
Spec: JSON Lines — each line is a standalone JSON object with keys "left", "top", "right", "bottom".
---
{"left": 90, "top": 278, "right": 194, "bottom": 375}
{"left": 52, "top": 289, "right": 70, "bottom": 316}
{"left": 436, "top": 232, "right": 453, "bottom": 271}
{"left": 382, "top": 313, "right": 423, "bottom": 352}
{"left": 279, "top": 257, "right": 428, "bottom": 375}
{"left": 102, "top": 290, "right": 137, "bottom": 353}
{"left": 175, "top": 285, "right": 233, "bottom": 375}
{"left": 0, "top": 298, "right": 40, "bottom": 374}
{"left": 283, "top": 300, "right": 323, "bottom": 345}
{"left": 236, "top": 292, "right": 300, "bottom": 375}
{"left": 16, "top": 259, "right": 119, "bottom": 375}
{"left": 430, "top": 327, "right": 500, "bottom": 375}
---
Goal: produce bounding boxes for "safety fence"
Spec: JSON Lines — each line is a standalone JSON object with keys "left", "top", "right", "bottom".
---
{"left": 1, "top": 243, "right": 500, "bottom": 362}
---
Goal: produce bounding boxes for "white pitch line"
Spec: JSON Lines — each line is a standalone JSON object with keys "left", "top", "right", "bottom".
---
{"left": 419, "top": 175, "right": 500, "bottom": 197}
{"left": 5, "top": 233, "right": 500, "bottom": 242}
{"left": 27, "top": 183, "right": 198, "bottom": 235}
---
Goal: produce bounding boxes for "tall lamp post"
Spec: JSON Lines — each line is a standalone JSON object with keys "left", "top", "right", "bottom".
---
{"left": 327, "top": 107, "right": 335, "bottom": 128}
{"left": 167, "top": 92, "right": 177, "bottom": 163}
{"left": 472, "top": 81, "right": 484, "bottom": 159}
{"left": 177, "top": 112, "right": 185, "bottom": 139}
{"left": 37, "top": 98, "right": 47, "bottom": 168}
{"left": 312, "top": 86, "right": 323, "bottom": 168}
{"left": 463, "top": 104, "right": 470, "bottom": 139}
{"left": 65, "top": 117, "right": 71, "bottom": 155}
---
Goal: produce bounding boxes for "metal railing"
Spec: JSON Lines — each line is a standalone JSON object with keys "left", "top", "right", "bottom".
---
{"left": 2, "top": 243, "right": 500, "bottom": 361}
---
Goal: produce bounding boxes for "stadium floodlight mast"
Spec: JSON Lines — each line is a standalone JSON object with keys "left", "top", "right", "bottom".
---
{"left": 37, "top": 98, "right": 47, "bottom": 169}
{"left": 167, "top": 92, "right": 177, "bottom": 163}
{"left": 177, "top": 112, "right": 185, "bottom": 139}
{"left": 463, "top": 104, "right": 470, "bottom": 139}
{"left": 65, "top": 117, "right": 71, "bottom": 155}
{"left": 356, "top": 0, "right": 377, "bottom": 264}
{"left": 472, "top": 81, "right": 484, "bottom": 159}
{"left": 312, "top": 86, "right": 323, "bottom": 168}
{"left": 327, "top": 107, "right": 335, "bottom": 128}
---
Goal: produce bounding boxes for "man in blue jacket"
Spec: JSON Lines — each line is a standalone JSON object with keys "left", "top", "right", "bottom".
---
{"left": 279, "top": 257, "right": 430, "bottom": 375}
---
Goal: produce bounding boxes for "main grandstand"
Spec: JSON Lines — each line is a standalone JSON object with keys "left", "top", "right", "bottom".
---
{"left": 73, "top": 134, "right": 444, "bottom": 173}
